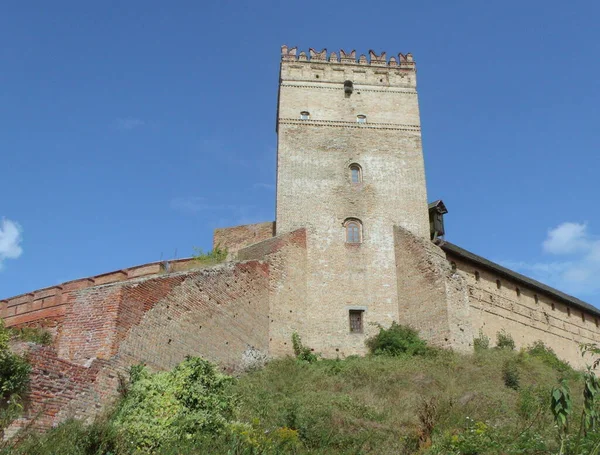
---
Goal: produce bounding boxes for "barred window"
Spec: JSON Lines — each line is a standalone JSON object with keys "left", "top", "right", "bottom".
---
{"left": 349, "top": 310, "right": 364, "bottom": 333}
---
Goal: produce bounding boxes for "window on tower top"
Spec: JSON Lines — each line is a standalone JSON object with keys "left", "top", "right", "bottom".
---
{"left": 349, "top": 164, "right": 362, "bottom": 183}
{"left": 357, "top": 114, "right": 366, "bottom": 124}
{"left": 344, "top": 219, "right": 362, "bottom": 244}
{"left": 300, "top": 111, "right": 310, "bottom": 120}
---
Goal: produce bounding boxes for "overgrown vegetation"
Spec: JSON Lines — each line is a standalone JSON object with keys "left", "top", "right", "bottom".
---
{"left": 8, "top": 327, "right": 52, "bottom": 346}
{"left": 4, "top": 329, "right": 600, "bottom": 454}
{"left": 366, "top": 322, "right": 433, "bottom": 357}
{"left": 292, "top": 332, "right": 318, "bottom": 363}
{"left": 496, "top": 329, "right": 516, "bottom": 350}
{"left": 192, "top": 243, "right": 228, "bottom": 264}
{"left": 0, "top": 321, "right": 31, "bottom": 437}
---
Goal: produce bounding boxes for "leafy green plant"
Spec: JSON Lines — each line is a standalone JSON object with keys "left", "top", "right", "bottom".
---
{"left": 291, "top": 333, "right": 318, "bottom": 363}
{"left": 0, "top": 321, "right": 30, "bottom": 402}
{"left": 496, "top": 330, "right": 515, "bottom": 350}
{"left": 366, "top": 322, "right": 431, "bottom": 357}
{"left": 111, "top": 356, "right": 234, "bottom": 452}
{"left": 473, "top": 329, "right": 490, "bottom": 352}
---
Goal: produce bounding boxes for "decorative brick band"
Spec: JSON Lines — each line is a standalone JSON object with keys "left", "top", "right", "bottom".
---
{"left": 278, "top": 118, "right": 421, "bottom": 131}
{"left": 280, "top": 83, "right": 417, "bottom": 94}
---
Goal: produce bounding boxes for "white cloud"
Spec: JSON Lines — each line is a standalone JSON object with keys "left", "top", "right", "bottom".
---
{"left": 115, "top": 117, "right": 145, "bottom": 130}
{"left": 0, "top": 219, "right": 23, "bottom": 270}
{"left": 542, "top": 222, "right": 590, "bottom": 255}
{"left": 503, "top": 221, "right": 600, "bottom": 297}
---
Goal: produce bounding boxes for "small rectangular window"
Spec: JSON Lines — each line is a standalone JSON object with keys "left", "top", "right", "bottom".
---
{"left": 349, "top": 310, "right": 364, "bottom": 333}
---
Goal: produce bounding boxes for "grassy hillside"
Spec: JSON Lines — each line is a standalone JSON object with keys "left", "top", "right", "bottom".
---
{"left": 3, "top": 327, "right": 600, "bottom": 455}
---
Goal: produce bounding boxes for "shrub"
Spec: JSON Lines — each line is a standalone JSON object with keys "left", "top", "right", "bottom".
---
{"left": 502, "top": 359, "right": 520, "bottom": 390}
{"left": 527, "top": 340, "right": 572, "bottom": 373}
{"left": 496, "top": 330, "right": 515, "bottom": 350}
{"left": 473, "top": 329, "right": 490, "bottom": 351}
{"left": 0, "top": 321, "right": 30, "bottom": 402}
{"left": 292, "top": 333, "right": 318, "bottom": 363}
{"left": 366, "top": 322, "right": 431, "bottom": 357}
{"left": 111, "top": 356, "right": 234, "bottom": 451}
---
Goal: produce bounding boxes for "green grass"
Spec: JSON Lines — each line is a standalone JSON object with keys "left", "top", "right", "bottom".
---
{"left": 2, "top": 336, "right": 597, "bottom": 454}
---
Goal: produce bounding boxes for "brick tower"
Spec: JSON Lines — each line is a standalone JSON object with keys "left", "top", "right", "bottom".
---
{"left": 275, "top": 46, "right": 430, "bottom": 355}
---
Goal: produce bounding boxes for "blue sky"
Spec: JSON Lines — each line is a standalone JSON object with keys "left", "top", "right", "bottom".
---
{"left": 1, "top": 1, "right": 599, "bottom": 306}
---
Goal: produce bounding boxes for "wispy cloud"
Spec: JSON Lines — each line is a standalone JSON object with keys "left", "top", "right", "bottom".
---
{"left": 115, "top": 117, "right": 145, "bottom": 131}
{"left": 501, "top": 222, "right": 600, "bottom": 297}
{"left": 0, "top": 218, "right": 23, "bottom": 271}
{"left": 253, "top": 183, "right": 275, "bottom": 191}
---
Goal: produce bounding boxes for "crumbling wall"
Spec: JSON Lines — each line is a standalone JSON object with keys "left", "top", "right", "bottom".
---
{"left": 394, "top": 226, "right": 473, "bottom": 352}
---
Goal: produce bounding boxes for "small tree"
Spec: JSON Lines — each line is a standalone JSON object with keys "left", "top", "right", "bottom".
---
{"left": 496, "top": 330, "right": 515, "bottom": 350}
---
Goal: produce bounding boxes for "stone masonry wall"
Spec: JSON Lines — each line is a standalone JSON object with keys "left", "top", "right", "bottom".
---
{"left": 448, "top": 254, "right": 600, "bottom": 369}
{"left": 394, "top": 226, "right": 473, "bottom": 352}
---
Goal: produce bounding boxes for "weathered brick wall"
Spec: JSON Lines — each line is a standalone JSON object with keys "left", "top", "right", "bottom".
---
{"left": 3, "top": 260, "right": 272, "bottom": 433}
{"left": 394, "top": 226, "right": 473, "bottom": 352}
{"left": 213, "top": 222, "right": 275, "bottom": 258}
{"left": 448, "top": 254, "right": 600, "bottom": 369}
{"left": 0, "top": 258, "right": 199, "bottom": 330}
{"left": 116, "top": 262, "right": 270, "bottom": 372}
{"left": 239, "top": 228, "right": 308, "bottom": 357}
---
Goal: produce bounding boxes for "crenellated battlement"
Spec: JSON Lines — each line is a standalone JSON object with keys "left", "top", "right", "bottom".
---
{"left": 281, "top": 45, "right": 415, "bottom": 69}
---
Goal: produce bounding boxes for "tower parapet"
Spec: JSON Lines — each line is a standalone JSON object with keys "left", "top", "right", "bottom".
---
{"left": 280, "top": 45, "right": 416, "bottom": 89}
{"left": 281, "top": 45, "right": 415, "bottom": 69}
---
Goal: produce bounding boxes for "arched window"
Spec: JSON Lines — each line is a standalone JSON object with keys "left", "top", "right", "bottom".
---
{"left": 349, "top": 164, "right": 362, "bottom": 183}
{"left": 356, "top": 114, "right": 366, "bottom": 124}
{"left": 300, "top": 111, "right": 310, "bottom": 120}
{"left": 344, "top": 219, "right": 362, "bottom": 244}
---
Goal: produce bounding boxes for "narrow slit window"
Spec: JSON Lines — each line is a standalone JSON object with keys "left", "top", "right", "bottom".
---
{"left": 345, "top": 220, "right": 362, "bottom": 244}
{"left": 357, "top": 114, "right": 367, "bottom": 124}
{"left": 582, "top": 312, "right": 585, "bottom": 322}
{"left": 516, "top": 287, "right": 521, "bottom": 297}
{"left": 300, "top": 111, "right": 310, "bottom": 120}
{"left": 349, "top": 310, "right": 364, "bottom": 333}
{"left": 534, "top": 294, "right": 539, "bottom": 304}
{"left": 567, "top": 307, "right": 571, "bottom": 317}
{"left": 496, "top": 280, "right": 501, "bottom": 290}
{"left": 474, "top": 271, "right": 480, "bottom": 281}
{"left": 350, "top": 164, "right": 362, "bottom": 183}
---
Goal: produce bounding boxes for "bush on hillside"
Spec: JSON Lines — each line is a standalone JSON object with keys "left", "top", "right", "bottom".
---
{"left": 496, "top": 330, "right": 516, "bottom": 350}
{"left": 111, "top": 356, "right": 234, "bottom": 451}
{"left": 366, "top": 322, "right": 432, "bottom": 357}
{"left": 0, "top": 321, "right": 30, "bottom": 402}
{"left": 527, "top": 340, "right": 572, "bottom": 373}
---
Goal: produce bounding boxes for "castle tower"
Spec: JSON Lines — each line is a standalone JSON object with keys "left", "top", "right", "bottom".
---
{"left": 276, "top": 46, "right": 430, "bottom": 355}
